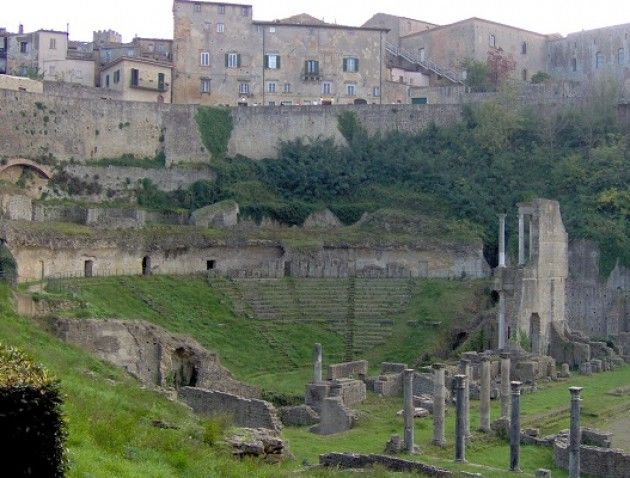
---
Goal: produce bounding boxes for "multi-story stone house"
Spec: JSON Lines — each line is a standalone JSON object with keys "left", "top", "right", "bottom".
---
{"left": 0, "top": 28, "right": 9, "bottom": 74}
{"left": 172, "top": 0, "right": 388, "bottom": 106}
{"left": 100, "top": 56, "right": 172, "bottom": 103}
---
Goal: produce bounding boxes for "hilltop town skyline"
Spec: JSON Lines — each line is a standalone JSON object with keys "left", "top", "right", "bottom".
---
{"left": 2, "top": 0, "right": 629, "bottom": 42}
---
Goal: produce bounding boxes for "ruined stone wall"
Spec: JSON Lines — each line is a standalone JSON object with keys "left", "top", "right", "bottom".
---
{"left": 178, "top": 387, "right": 281, "bottom": 431}
{"left": 554, "top": 434, "right": 630, "bottom": 478}
{"left": 48, "top": 317, "right": 257, "bottom": 397}
{"left": 566, "top": 240, "right": 629, "bottom": 339}
{"left": 0, "top": 193, "right": 32, "bottom": 220}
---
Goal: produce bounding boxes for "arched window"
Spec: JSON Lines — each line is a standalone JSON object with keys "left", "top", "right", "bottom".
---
{"left": 521, "top": 41, "right": 527, "bottom": 54}
{"left": 595, "top": 51, "right": 604, "bottom": 69}
{"left": 522, "top": 69, "right": 528, "bottom": 81}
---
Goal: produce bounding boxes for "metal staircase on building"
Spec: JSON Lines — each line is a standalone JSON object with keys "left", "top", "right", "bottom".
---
{"left": 385, "top": 42, "right": 464, "bottom": 85}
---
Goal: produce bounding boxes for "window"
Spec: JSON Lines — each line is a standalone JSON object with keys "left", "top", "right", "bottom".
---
{"left": 489, "top": 34, "right": 496, "bottom": 47}
{"left": 113, "top": 69, "right": 120, "bottom": 83}
{"left": 372, "top": 86, "right": 380, "bottom": 97}
{"left": 200, "top": 78, "right": 211, "bottom": 93}
{"left": 521, "top": 69, "right": 527, "bottom": 81}
{"left": 265, "top": 54, "right": 280, "bottom": 69}
{"left": 105, "top": 74, "right": 110, "bottom": 87}
{"left": 322, "top": 81, "right": 332, "bottom": 95}
{"left": 521, "top": 41, "right": 527, "bottom": 55}
{"left": 200, "top": 51, "right": 210, "bottom": 66}
{"left": 19, "top": 41, "right": 28, "bottom": 54}
{"left": 128, "top": 48, "right": 135, "bottom": 57}
{"left": 49, "top": 38, "right": 56, "bottom": 50}
{"left": 269, "top": 27, "right": 276, "bottom": 33}
{"left": 283, "top": 82, "right": 291, "bottom": 93}
{"left": 346, "top": 83, "right": 356, "bottom": 96}
{"left": 131, "top": 68, "right": 139, "bottom": 87}
{"left": 225, "top": 52, "right": 240, "bottom": 68}
{"left": 305, "top": 60, "right": 319, "bottom": 75}
{"left": 239, "top": 82, "right": 250, "bottom": 94}
{"left": 158, "top": 73, "right": 165, "bottom": 91}
{"left": 48, "top": 65, "right": 56, "bottom": 75}
{"left": 572, "top": 58, "right": 577, "bottom": 72}
{"left": 343, "top": 57, "right": 359, "bottom": 72}
{"left": 618, "top": 48, "right": 625, "bottom": 65}
{"left": 194, "top": 2, "right": 201, "bottom": 12}
{"left": 207, "top": 260, "right": 216, "bottom": 270}
{"left": 217, "top": 23, "right": 225, "bottom": 33}
{"left": 267, "top": 81, "right": 277, "bottom": 93}
{"left": 219, "top": 4, "right": 225, "bottom": 14}
{"left": 595, "top": 51, "right": 604, "bottom": 69}
{"left": 241, "top": 6, "right": 249, "bottom": 16}
{"left": 105, "top": 50, "right": 112, "bottom": 62}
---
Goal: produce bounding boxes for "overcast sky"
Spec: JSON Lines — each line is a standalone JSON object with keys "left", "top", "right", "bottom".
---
{"left": 2, "top": 0, "right": 629, "bottom": 42}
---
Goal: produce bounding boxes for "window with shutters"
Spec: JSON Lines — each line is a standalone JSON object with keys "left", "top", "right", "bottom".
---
{"left": 49, "top": 38, "right": 56, "bottom": 50}
{"left": 346, "top": 83, "right": 356, "bottom": 96}
{"left": 200, "top": 78, "right": 211, "bottom": 93}
{"left": 105, "top": 74, "right": 110, "bottom": 87}
{"left": 305, "top": 60, "right": 319, "bottom": 74}
{"left": 239, "top": 82, "right": 250, "bottom": 94}
{"left": 265, "top": 54, "right": 280, "bottom": 69}
{"left": 322, "top": 82, "right": 332, "bottom": 95}
{"left": 595, "top": 51, "right": 604, "bottom": 69}
{"left": 618, "top": 48, "right": 625, "bottom": 65}
{"left": 372, "top": 86, "right": 380, "bottom": 97}
{"left": 267, "top": 81, "right": 277, "bottom": 93}
{"left": 217, "top": 23, "right": 225, "bottom": 33}
{"left": 283, "top": 82, "right": 291, "bottom": 93}
{"left": 343, "top": 57, "right": 359, "bottom": 72}
{"left": 226, "top": 53, "right": 239, "bottom": 68}
{"left": 219, "top": 4, "right": 225, "bottom": 14}
{"left": 194, "top": 2, "right": 201, "bottom": 12}
{"left": 200, "top": 51, "right": 209, "bottom": 66}
{"left": 113, "top": 70, "right": 120, "bottom": 83}
{"left": 130, "top": 68, "right": 139, "bottom": 87}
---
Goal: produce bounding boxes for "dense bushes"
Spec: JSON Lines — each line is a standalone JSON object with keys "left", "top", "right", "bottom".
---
{"left": 0, "top": 344, "right": 66, "bottom": 477}
{"left": 195, "top": 106, "right": 233, "bottom": 159}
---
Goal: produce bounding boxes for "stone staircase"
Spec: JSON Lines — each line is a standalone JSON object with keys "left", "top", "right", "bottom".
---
{"left": 209, "top": 277, "right": 414, "bottom": 358}
{"left": 385, "top": 41, "right": 464, "bottom": 85}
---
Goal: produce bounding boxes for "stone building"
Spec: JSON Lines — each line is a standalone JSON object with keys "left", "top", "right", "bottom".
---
{"left": 399, "top": 18, "right": 550, "bottom": 84}
{"left": 362, "top": 13, "right": 436, "bottom": 47}
{"left": 100, "top": 57, "right": 172, "bottom": 103}
{"left": 0, "top": 28, "right": 9, "bottom": 74}
{"left": 172, "top": 0, "right": 388, "bottom": 106}
{"left": 546, "top": 23, "right": 630, "bottom": 90}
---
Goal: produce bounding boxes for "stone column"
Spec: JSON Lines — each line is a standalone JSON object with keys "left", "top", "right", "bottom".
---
{"left": 518, "top": 212, "right": 525, "bottom": 266}
{"left": 569, "top": 386, "right": 583, "bottom": 478}
{"left": 498, "top": 290, "right": 507, "bottom": 350}
{"left": 403, "top": 369, "right": 415, "bottom": 453}
{"left": 313, "top": 343, "right": 322, "bottom": 383}
{"left": 454, "top": 374, "right": 467, "bottom": 463}
{"left": 479, "top": 356, "right": 491, "bottom": 432}
{"left": 500, "top": 352, "right": 511, "bottom": 419}
{"left": 459, "top": 358, "right": 471, "bottom": 437}
{"left": 432, "top": 363, "right": 446, "bottom": 446}
{"left": 510, "top": 381, "right": 522, "bottom": 472}
{"left": 498, "top": 213, "right": 507, "bottom": 267}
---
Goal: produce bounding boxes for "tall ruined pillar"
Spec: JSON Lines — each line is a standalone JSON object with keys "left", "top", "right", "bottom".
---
{"left": 454, "top": 374, "right": 467, "bottom": 463}
{"left": 518, "top": 212, "right": 525, "bottom": 265}
{"left": 403, "top": 369, "right": 415, "bottom": 453}
{"left": 510, "top": 381, "right": 522, "bottom": 472}
{"left": 313, "top": 343, "right": 322, "bottom": 383}
{"left": 569, "top": 387, "right": 583, "bottom": 478}
{"left": 500, "top": 352, "right": 511, "bottom": 419}
{"left": 498, "top": 290, "right": 507, "bottom": 349}
{"left": 432, "top": 363, "right": 446, "bottom": 446}
{"left": 479, "top": 356, "right": 491, "bottom": 432}
{"left": 498, "top": 213, "right": 507, "bottom": 267}
{"left": 459, "top": 358, "right": 471, "bottom": 437}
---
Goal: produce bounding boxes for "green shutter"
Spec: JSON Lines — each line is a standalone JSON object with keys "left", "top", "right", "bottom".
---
{"left": 276, "top": 56, "right": 280, "bottom": 69}
{"left": 225, "top": 54, "right": 228, "bottom": 67}
{"left": 314, "top": 61, "right": 319, "bottom": 75}
{"left": 264, "top": 55, "right": 269, "bottom": 69}
{"left": 343, "top": 58, "right": 347, "bottom": 72}
{"left": 237, "top": 54, "right": 241, "bottom": 67}
{"left": 355, "top": 58, "right": 359, "bottom": 71}
{"left": 305, "top": 60, "right": 309, "bottom": 74}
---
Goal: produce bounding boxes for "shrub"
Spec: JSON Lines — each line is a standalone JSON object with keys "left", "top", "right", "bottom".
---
{"left": 0, "top": 344, "right": 67, "bottom": 477}
{"left": 195, "top": 106, "right": 233, "bottom": 159}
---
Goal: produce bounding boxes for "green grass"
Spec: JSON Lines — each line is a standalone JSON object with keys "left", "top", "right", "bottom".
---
{"left": 47, "top": 276, "right": 488, "bottom": 395}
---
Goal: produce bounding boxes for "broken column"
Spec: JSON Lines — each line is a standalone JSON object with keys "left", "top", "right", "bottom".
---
{"left": 313, "top": 343, "right": 322, "bottom": 383}
{"left": 459, "top": 358, "right": 471, "bottom": 438}
{"left": 432, "top": 363, "right": 446, "bottom": 446}
{"left": 498, "top": 290, "right": 507, "bottom": 349}
{"left": 498, "top": 213, "right": 507, "bottom": 267}
{"left": 403, "top": 368, "right": 415, "bottom": 453}
{"left": 510, "top": 381, "right": 522, "bottom": 472}
{"left": 500, "top": 352, "right": 511, "bottom": 419}
{"left": 479, "top": 355, "right": 491, "bottom": 432}
{"left": 518, "top": 211, "right": 525, "bottom": 265}
{"left": 454, "top": 374, "right": 466, "bottom": 463}
{"left": 569, "top": 386, "right": 583, "bottom": 478}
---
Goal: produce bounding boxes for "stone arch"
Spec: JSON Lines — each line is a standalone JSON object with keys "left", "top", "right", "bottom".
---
{"left": 0, "top": 159, "right": 52, "bottom": 180}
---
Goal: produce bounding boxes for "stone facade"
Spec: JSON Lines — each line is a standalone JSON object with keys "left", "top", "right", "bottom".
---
{"left": 172, "top": 0, "right": 387, "bottom": 106}
{"left": 48, "top": 317, "right": 257, "bottom": 397}
{"left": 327, "top": 360, "right": 368, "bottom": 380}
{"left": 362, "top": 13, "right": 437, "bottom": 47}
{"left": 0, "top": 193, "right": 32, "bottom": 221}
{"left": 178, "top": 386, "right": 281, "bottom": 432}
{"left": 554, "top": 432, "right": 630, "bottom": 478}
{"left": 309, "top": 396, "right": 356, "bottom": 435}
